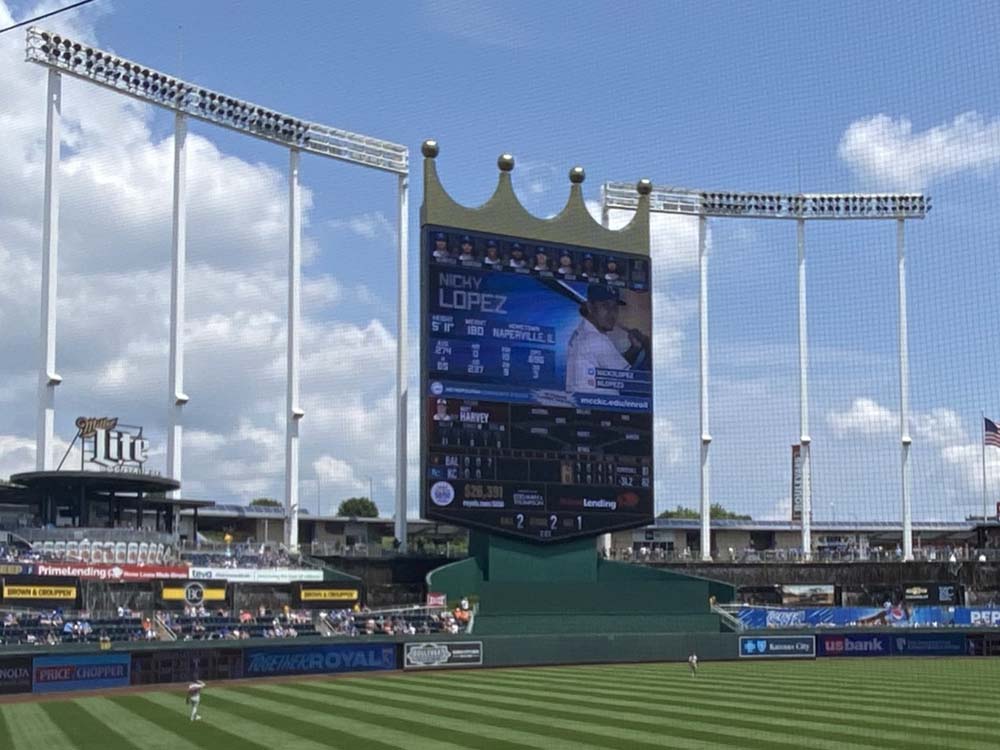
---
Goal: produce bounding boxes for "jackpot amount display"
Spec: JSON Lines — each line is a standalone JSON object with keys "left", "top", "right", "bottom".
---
{"left": 421, "top": 226, "right": 654, "bottom": 542}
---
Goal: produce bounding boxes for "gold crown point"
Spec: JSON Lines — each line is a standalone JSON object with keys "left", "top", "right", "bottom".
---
{"left": 497, "top": 153, "right": 515, "bottom": 172}
{"left": 421, "top": 140, "right": 439, "bottom": 158}
{"left": 569, "top": 166, "right": 585, "bottom": 184}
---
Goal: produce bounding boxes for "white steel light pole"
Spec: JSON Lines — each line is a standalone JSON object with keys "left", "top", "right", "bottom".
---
{"left": 897, "top": 218, "right": 913, "bottom": 561}
{"left": 797, "top": 218, "right": 812, "bottom": 559}
{"left": 166, "top": 113, "right": 189, "bottom": 498}
{"left": 36, "top": 68, "right": 62, "bottom": 471}
{"left": 602, "top": 184, "right": 929, "bottom": 561}
{"left": 698, "top": 215, "right": 711, "bottom": 560}
{"left": 395, "top": 173, "right": 409, "bottom": 549}
{"left": 26, "top": 28, "right": 409, "bottom": 552}
{"left": 286, "top": 149, "right": 303, "bottom": 550}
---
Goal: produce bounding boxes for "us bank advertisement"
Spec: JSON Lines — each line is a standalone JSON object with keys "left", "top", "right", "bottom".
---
{"left": 422, "top": 227, "right": 653, "bottom": 542}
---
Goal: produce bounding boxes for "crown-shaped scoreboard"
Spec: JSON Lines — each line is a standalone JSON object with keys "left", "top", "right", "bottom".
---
{"left": 420, "top": 141, "right": 654, "bottom": 543}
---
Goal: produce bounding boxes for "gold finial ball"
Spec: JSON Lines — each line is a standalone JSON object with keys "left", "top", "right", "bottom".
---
{"left": 421, "top": 140, "right": 439, "bottom": 158}
{"left": 636, "top": 178, "right": 652, "bottom": 196}
{"left": 497, "top": 153, "right": 515, "bottom": 172}
{"left": 569, "top": 166, "right": 585, "bottom": 184}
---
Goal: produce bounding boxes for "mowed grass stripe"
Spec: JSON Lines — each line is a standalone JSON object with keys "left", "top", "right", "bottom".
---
{"left": 531, "top": 660, "right": 1000, "bottom": 700}
{"left": 71, "top": 697, "right": 205, "bottom": 750}
{"left": 209, "top": 686, "right": 475, "bottom": 750}
{"left": 500, "top": 664, "right": 1000, "bottom": 726}
{"left": 395, "top": 672, "right": 914, "bottom": 749}
{"left": 561, "top": 661, "right": 1000, "bottom": 704}
{"left": 142, "top": 691, "right": 348, "bottom": 750}
{"left": 674, "top": 664, "right": 1000, "bottom": 705}
{"left": 512, "top": 666, "right": 1000, "bottom": 733}
{"left": 237, "top": 682, "right": 598, "bottom": 750}
{"left": 40, "top": 700, "right": 142, "bottom": 750}
{"left": 107, "top": 694, "right": 276, "bottom": 750}
{"left": 468, "top": 667, "right": 1000, "bottom": 738}
{"left": 0, "top": 705, "right": 13, "bottom": 750}
{"left": 300, "top": 674, "right": 875, "bottom": 750}
{"left": 0, "top": 703, "right": 75, "bottom": 750}
{"left": 285, "top": 679, "right": 726, "bottom": 750}
{"left": 382, "top": 673, "right": 899, "bottom": 750}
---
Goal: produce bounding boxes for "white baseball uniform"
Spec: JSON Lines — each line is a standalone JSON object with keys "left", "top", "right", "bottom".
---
{"left": 188, "top": 680, "right": 205, "bottom": 721}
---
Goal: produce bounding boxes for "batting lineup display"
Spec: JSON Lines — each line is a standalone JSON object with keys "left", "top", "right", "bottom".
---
{"left": 421, "top": 226, "right": 654, "bottom": 542}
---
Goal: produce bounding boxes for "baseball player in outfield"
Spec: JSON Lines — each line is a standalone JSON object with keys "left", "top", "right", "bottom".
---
{"left": 688, "top": 653, "right": 698, "bottom": 676}
{"left": 186, "top": 679, "right": 206, "bottom": 721}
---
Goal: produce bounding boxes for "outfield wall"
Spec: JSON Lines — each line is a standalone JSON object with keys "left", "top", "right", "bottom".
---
{"left": 1, "top": 628, "right": 999, "bottom": 696}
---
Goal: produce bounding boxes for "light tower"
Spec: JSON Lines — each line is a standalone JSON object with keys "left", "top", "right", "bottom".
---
{"left": 602, "top": 184, "right": 930, "bottom": 561}
{"left": 25, "top": 28, "right": 411, "bottom": 550}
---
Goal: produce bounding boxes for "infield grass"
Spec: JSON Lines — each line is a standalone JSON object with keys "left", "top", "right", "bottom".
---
{"left": 1, "top": 658, "right": 998, "bottom": 749}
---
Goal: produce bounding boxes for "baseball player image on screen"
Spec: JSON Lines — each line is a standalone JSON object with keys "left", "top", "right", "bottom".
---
{"left": 565, "top": 284, "right": 650, "bottom": 394}
{"left": 186, "top": 679, "right": 206, "bottom": 721}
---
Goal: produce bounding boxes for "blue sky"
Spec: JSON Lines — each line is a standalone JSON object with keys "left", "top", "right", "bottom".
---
{"left": 3, "top": 0, "right": 1000, "bottom": 523}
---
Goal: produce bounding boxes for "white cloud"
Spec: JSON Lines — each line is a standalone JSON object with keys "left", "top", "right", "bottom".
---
{"left": 912, "top": 408, "right": 968, "bottom": 448}
{"left": 0, "top": 4, "right": 402, "bottom": 514}
{"left": 327, "top": 212, "right": 395, "bottom": 242}
{"left": 654, "top": 416, "right": 684, "bottom": 466}
{"left": 839, "top": 112, "right": 1000, "bottom": 190}
{"left": 827, "top": 398, "right": 897, "bottom": 437}
{"left": 312, "top": 454, "right": 369, "bottom": 505}
{"left": 828, "top": 400, "right": 970, "bottom": 448}
{"left": 422, "top": 0, "right": 546, "bottom": 50}
{"left": 825, "top": 398, "right": 993, "bottom": 513}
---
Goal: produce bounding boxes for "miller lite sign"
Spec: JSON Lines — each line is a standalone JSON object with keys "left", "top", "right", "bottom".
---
{"left": 75, "top": 416, "right": 150, "bottom": 473}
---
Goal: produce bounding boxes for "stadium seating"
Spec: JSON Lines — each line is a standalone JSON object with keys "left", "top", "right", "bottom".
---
{"left": 325, "top": 607, "right": 470, "bottom": 636}
{"left": 163, "top": 610, "right": 318, "bottom": 641}
{"left": 0, "top": 613, "right": 146, "bottom": 645}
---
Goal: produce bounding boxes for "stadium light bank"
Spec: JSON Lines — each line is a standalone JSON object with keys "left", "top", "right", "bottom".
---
{"left": 601, "top": 183, "right": 930, "bottom": 563}
{"left": 25, "top": 28, "right": 411, "bottom": 551}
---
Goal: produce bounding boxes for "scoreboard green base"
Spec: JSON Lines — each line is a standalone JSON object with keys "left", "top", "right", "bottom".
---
{"left": 427, "top": 531, "right": 734, "bottom": 635}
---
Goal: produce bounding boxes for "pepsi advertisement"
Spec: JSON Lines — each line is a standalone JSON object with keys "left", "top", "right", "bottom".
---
{"left": 421, "top": 226, "right": 654, "bottom": 542}
{"left": 738, "top": 606, "right": 1000, "bottom": 630}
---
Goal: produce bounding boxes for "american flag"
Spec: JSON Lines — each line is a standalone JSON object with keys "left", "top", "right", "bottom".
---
{"left": 986, "top": 418, "right": 1000, "bottom": 448}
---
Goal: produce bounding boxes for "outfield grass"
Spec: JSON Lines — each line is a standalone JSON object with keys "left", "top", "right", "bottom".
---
{"left": 1, "top": 658, "right": 998, "bottom": 749}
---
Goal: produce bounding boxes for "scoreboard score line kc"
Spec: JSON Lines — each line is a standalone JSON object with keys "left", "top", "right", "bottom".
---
{"left": 420, "top": 225, "right": 654, "bottom": 542}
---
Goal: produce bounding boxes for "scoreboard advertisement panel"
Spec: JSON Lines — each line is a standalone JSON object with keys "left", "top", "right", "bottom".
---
{"left": 421, "top": 225, "right": 654, "bottom": 542}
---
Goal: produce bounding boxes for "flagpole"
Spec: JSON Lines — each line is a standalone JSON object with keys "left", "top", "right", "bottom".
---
{"left": 982, "top": 411, "right": 988, "bottom": 523}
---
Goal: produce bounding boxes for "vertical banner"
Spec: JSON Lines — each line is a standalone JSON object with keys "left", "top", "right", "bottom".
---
{"left": 791, "top": 444, "right": 803, "bottom": 522}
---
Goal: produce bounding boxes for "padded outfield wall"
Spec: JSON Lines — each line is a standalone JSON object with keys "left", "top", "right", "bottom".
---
{"left": 1, "top": 628, "right": 999, "bottom": 696}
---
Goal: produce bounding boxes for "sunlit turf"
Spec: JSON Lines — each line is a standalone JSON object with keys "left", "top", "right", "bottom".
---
{"left": 2, "top": 658, "right": 998, "bottom": 749}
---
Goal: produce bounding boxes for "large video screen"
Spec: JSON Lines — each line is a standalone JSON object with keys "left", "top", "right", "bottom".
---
{"left": 421, "top": 225, "right": 654, "bottom": 542}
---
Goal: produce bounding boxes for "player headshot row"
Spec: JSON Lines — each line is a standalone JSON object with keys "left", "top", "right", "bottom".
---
{"left": 430, "top": 232, "right": 647, "bottom": 287}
